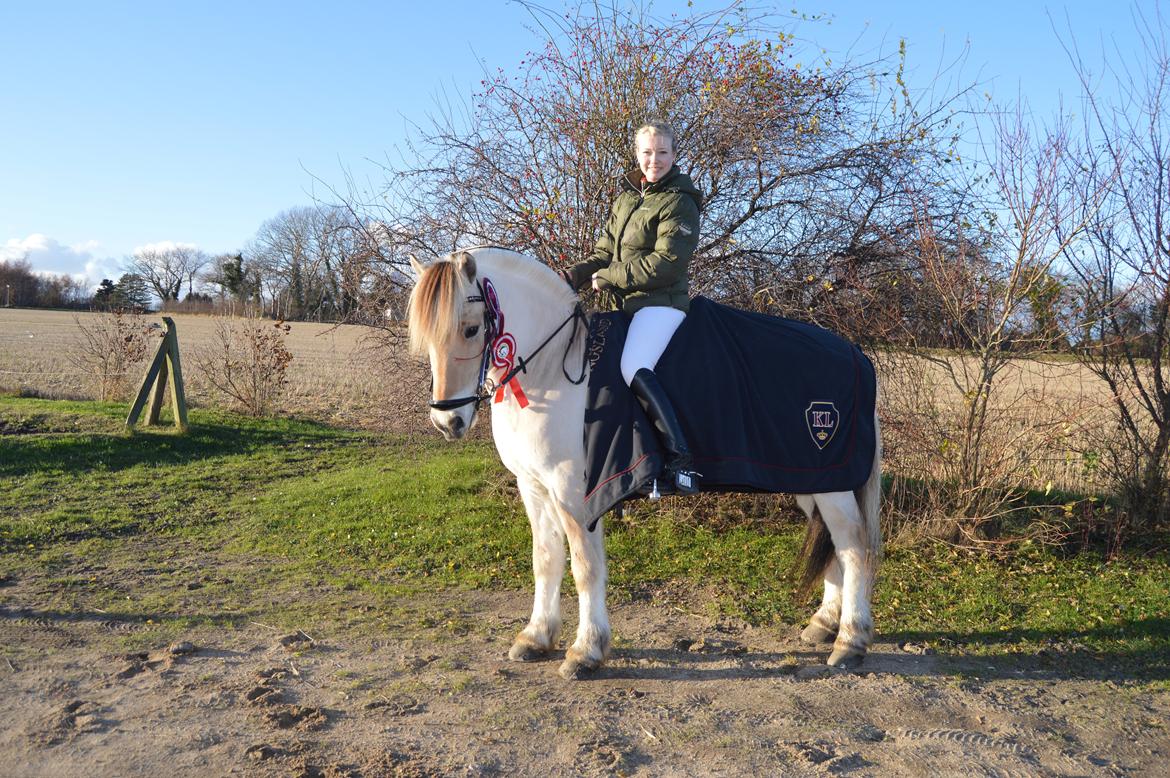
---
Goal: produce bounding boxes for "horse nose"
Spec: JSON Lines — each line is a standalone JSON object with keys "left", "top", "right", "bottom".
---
{"left": 432, "top": 412, "right": 466, "bottom": 440}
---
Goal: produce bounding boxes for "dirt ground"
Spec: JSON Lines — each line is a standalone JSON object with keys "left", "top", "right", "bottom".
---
{"left": 1, "top": 543, "right": 1167, "bottom": 778}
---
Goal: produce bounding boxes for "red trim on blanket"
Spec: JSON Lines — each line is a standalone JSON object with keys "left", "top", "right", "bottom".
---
{"left": 690, "top": 454, "right": 851, "bottom": 472}
{"left": 585, "top": 453, "right": 651, "bottom": 502}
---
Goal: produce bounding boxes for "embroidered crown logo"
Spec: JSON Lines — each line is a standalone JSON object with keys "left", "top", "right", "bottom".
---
{"left": 804, "top": 401, "right": 840, "bottom": 451}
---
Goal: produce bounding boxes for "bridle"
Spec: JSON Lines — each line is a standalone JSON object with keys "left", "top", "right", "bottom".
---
{"left": 428, "top": 276, "right": 588, "bottom": 413}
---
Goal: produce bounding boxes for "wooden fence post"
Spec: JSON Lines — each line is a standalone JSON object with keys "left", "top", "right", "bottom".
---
{"left": 127, "top": 316, "right": 189, "bottom": 431}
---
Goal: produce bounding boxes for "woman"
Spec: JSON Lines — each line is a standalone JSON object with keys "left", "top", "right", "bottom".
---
{"left": 563, "top": 121, "right": 702, "bottom": 494}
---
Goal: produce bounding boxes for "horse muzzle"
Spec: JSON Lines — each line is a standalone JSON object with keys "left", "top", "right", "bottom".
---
{"left": 430, "top": 407, "right": 473, "bottom": 441}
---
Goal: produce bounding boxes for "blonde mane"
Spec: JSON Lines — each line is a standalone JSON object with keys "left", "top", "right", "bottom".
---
{"left": 407, "top": 259, "right": 469, "bottom": 355}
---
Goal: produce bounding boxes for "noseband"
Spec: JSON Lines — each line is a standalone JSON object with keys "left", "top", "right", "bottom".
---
{"left": 428, "top": 276, "right": 586, "bottom": 413}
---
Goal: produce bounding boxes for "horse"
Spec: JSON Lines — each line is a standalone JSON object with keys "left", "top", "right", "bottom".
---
{"left": 407, "top": 246, "right": 882, "bottom": 679}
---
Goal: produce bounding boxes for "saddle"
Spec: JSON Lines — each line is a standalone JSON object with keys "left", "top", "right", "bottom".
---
{"left": 582, "top": 296, "right": 878, "bottom": 530}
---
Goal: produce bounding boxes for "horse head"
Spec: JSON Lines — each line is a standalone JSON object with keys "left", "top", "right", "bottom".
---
{"left": 407, "top": 251, "right": 487, "bottom": 440}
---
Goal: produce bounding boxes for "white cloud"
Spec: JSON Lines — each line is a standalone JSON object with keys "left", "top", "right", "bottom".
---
{"left": 1, "top": 234, "right": 52, "bottom": 259}
{"left": 1, "top": 234, "right": 119, "bottom": 291}
{"left": 133, "top": 240, "right": 199, "bottom": 257}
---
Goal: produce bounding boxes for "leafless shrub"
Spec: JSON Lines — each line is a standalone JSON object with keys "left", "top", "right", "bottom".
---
{"left": 194, "top": 316, "right": 294, "bottom": 416}
{"left": 880, "top": 101, "right": 1104, "bottom": 543}
{"left": 160, "top": 297, "right": 217, "bottom": 316}
{"left": 1057, "top": 8, "right": 1170, "bottom": 531}
{"left": 877, "top": 350, "right": 1098, "bottom": 545}
{"left": 68, "top": 310, "right": 154, "bottom": 401}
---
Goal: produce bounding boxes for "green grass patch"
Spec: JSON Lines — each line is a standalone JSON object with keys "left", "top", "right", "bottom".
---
{"left": 878, "top": 544, "right": 1170, "bottom": 661}
{"left": 2, "top": 396, "right": 1168, "bottom": 678}
{"left": 225, "top": 438, "right": 532, "bottom": 588}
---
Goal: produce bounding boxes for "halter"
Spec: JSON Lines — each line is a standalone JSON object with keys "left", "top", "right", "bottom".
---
{"left": 428, "top": 276, "right": 587, "bottom": 413}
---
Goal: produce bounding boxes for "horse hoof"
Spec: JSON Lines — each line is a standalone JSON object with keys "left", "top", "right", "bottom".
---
{"left": 827, "top": 647, "right": 866, "bottom": 669}
{"left": 558, "top": 657, "right": 601, "bottom": 680}
{"left": 508, "top": 642, "right": 550, "bottom": 662}
{"left": 800, "top": 622, "right": 838, "bottom": 644}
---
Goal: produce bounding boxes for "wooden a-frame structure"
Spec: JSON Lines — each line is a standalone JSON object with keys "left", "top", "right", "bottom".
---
{"left": 126, "top": 316, "right": 189, "bottom": 431}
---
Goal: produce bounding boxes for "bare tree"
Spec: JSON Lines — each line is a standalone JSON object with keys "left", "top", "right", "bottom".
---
{"left": 347, "top": 0, "right": 972, "bottom": 336}
{"left": 0, "top": 257, "right": 90, "bottom": 309}
{"left": 1059, "top": 6, "right": 1170, "bottom": 529}
{"left": 127, "top": 243, "right": 209, "bottom": 302}
{"left": 883, "top": 103, "right": 1103, "bottom": 540}
{"left": 0, "top": 257, "right": 37, "bottom": 307}
{"left": 247, "top": 206, "right": 372, "bottom": 321}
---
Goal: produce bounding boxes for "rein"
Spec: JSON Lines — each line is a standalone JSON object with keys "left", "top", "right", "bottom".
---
{"left": 428, "top": 276, "right": 588, "bottom": 413}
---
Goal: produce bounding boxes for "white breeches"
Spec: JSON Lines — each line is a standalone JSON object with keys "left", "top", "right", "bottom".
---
{"left": 620, "top": 306, "right": 686, "bottom": 386}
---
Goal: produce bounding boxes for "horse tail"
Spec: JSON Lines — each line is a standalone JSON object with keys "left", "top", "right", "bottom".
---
{"left": 796, "top": 509, "right": 835, "bottom": 600}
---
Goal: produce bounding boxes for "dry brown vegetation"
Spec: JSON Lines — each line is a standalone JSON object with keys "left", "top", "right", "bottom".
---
{"left": 0, "top": 308, "right": 432, "bottom": 436}
{"left": 875, "top": 350, "right": 1119, "bottom": 543}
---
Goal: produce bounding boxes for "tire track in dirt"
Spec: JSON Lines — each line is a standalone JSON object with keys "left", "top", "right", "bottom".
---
{"left": 890, "top": 727, "right": 1036, "bottom": 755}
{"left": 1, "top": 606, "right": 143, "bottom": 636}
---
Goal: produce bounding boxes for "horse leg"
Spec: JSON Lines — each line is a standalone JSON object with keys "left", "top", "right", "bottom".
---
{"left": 793, "top": 495, "right": 840, "bottom": 644}
{"left": 812, "top": 492, "right": 874, "bottom": 668}
{"left": 801, "top": 557, "right": 843, "bottom": 644}
{"left": 508, "top": 480, "right": 565, "bottom": 662}
{"left": 555, "top": 506, "right": 611, "bottom": 680}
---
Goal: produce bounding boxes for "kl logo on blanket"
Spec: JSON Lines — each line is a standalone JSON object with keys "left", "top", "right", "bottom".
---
{"left": 805, "top": 401, "right": 839, "bottom": 450}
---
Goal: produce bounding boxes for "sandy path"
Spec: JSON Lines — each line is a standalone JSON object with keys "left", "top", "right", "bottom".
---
{"left": 1, "top": 569, "right": 1165, "bottom": 777}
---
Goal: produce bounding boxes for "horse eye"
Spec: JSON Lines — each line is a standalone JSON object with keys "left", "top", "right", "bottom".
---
{"left": 463, "top": 325, "right": 480, "bottom": 339}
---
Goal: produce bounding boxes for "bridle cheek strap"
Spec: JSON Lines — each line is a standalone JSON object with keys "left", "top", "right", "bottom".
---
{"left": 427, "top": 282, "right": 494, "bottom": 413}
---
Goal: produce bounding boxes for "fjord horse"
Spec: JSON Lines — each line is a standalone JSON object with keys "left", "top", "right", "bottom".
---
{"left": 408, "top": 246, "right": 881, "bottom": 679}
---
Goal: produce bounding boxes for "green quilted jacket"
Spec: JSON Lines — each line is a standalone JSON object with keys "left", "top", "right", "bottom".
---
{"left": 567, "top": 166, "right": 702, "bottom": 314}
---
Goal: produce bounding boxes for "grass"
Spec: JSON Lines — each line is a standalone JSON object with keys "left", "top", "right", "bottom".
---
{"left": 2, "top": 395, "right": 1168, "bottom": 680}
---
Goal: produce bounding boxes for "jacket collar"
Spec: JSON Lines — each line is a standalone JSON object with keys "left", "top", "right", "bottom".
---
{"left": 621, "top": 165, "right": 682, "bottom": 194}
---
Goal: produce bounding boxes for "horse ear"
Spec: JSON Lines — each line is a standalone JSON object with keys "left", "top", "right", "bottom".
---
{"left": 454, "top": 251, "right": 476, "bottom": 282}
{"left": 408, "top": 254, "right": 425, "bottom": 277}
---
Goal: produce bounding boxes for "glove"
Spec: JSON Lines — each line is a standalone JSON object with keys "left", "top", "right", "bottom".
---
{"left": 591, "top": 274, "right": 613, "bottom": 292}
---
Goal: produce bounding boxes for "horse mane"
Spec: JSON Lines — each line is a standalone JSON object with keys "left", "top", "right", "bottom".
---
{"left": 407, "top": 246, "right": 573, "bottom": 355}
{"left": 408, "top": 257, "right": 470, "bottom": 355}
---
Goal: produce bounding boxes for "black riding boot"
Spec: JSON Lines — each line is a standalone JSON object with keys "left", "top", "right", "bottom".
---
{"left": 630, "top": 368, "right": 700, "bottom": 495}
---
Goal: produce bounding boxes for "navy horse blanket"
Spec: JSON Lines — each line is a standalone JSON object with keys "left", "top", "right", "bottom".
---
{"left": 582, "top": 296, "right": 877, "bottom": 529}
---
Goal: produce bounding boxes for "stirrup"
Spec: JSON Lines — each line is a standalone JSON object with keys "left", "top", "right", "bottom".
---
{"left": 671, "top": 468, "right": 700, "bottom": 495}
{"left": 643, "top": 470, "right": 701, "bottom": 501}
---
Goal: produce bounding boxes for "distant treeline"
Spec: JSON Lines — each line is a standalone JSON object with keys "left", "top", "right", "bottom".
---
{"left": 0, "top": 259, "right": 93, "bottom": 310}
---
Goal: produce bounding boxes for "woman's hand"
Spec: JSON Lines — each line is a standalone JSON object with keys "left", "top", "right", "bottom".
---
{"left": 591, "top": 274, "right": 612, "bottom": 292}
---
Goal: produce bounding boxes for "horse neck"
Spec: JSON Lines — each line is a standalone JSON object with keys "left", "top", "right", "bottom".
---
{"left": 475, "top": 254, "right": 582, "bottom": 395}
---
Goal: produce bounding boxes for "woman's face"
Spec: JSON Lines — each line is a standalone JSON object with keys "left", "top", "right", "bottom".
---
{"left": 636, "top": 132, "right": 675, "bottom": 183}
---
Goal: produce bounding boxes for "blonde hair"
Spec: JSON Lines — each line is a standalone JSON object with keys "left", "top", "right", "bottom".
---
{"left": 407, "top": 258, "right": 470, "bottom": 355}
{"left": 635, "top": 121, "right": 677, "bottom": 152}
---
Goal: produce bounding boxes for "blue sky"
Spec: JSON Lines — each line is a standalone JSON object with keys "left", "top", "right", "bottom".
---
{"left": 0, "top": 0, "right": 1145, "bottom": 289}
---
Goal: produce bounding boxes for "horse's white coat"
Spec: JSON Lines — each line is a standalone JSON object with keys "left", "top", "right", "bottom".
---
{"left": 410, "top": 247, "right": 881, "bottom": 677}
